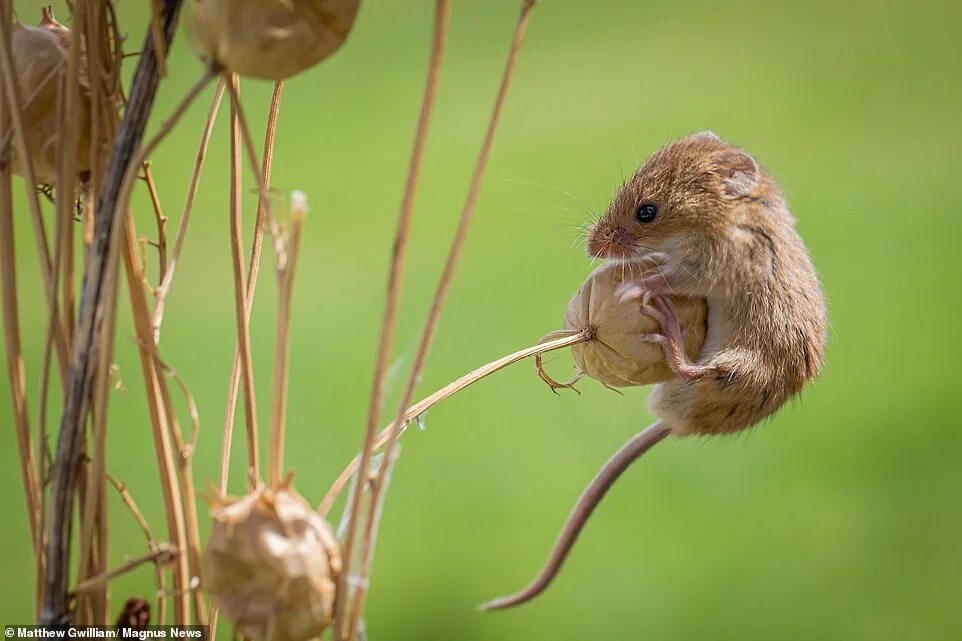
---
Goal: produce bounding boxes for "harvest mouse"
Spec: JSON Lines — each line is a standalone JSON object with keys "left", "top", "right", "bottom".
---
{"left": 483, "top": 131, "right": 828, "bottom": 610}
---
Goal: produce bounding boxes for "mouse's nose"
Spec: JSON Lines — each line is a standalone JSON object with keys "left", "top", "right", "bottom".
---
{"left": 588, "top": 225, "right": 635, "bottom": 259}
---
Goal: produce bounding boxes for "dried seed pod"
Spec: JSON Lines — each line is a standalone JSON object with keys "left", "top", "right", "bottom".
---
{"left": 564, "top": 264, "right": 708, "bottom": 387}
{"left": 204, "top": 486, "right": 341, "bottom": 641}
{"left": 187, "top": 0, "right": 361, "bottom": 81}
{"left": 7, "top": 8, "right": 92, "bottom": 184}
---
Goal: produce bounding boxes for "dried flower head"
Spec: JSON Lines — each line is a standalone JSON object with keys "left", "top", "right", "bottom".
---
{"left": 564, "top": 264, "right": 707, "bottom": 387}
{"left": 187, "top": 0, "right": 361, "bottom": 80}
{"left": 8, "top": 7, "right": 92, "bottom": 183}
{"left": 204, "top": 485, "right": 341, "bottom": 641}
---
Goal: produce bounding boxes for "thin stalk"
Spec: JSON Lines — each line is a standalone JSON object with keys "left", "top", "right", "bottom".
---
{"left": 334, "top": 3, "right": 450, "bottom": 635}
{"left": 0, "top": 11, "right": 69, "bottom": 381}
{"left": 268, "top": 196, "right": 306, "bottom": 488}
{"left": 148, "top": 0, "right": 169, "bottom": 76}
{"left": 219, "top": 80, "right": 283, "bottom": 494}
{"left": 317, "top": 329, "right": 587, "bottom": 518}
{"left": 152, "top": 79, "right": 226, "bottom": 340}
{"left": 225, "top": 73, "right": 261, "bottom": 490}
{"left": 343, "top": 446, "right": 399, "bottom": 641}
{"left": 73, "top": 545, "right": 178, "bottom": 594}
{"left": 41, "top": 3, "right": 192, "bottom": 622}
{"left": 0, "top": 81, "right": 42, "bottom": 557}
{"left": 107, "top": 474, "right": 167, "bottom": 625}
{"left": 143, "top": 164, "right": 167, "bottom": 280}
{"left": 122, "top": 216, "right": 191, "bottom": 623}
{"left": 151, "top": 350, "right": 205, "bottom": 624}
{"left": 339, "top": 4, "right": 537, "bottom": 638}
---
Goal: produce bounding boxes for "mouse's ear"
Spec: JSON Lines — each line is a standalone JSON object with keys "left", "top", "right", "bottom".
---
{"left": 712, "top": 149, "right": 758, "bottom": 197}
{"left": 692, "top": 130, "right": 721, "bottom": 142}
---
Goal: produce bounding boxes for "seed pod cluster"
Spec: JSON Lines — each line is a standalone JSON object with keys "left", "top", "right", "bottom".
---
{"left": 7, "top": 8, "right": 92, "bottom": 183}
{"left": 564, "top": 264, "right": 708, "bottom": 387}
{"left": 204, "top": 486, "right": 341, "bottom": 641}
{"left": 187, "top": 0, "right": 361, "bottom": 81}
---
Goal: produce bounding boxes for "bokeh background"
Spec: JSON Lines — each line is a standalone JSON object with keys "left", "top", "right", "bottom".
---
{"left": 3, "top": 0, "right": 962, "bottom": 638}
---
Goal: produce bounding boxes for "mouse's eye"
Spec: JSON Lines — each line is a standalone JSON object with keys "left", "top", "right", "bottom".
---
{"left": 634, "top": 202, "right": 658, "bottom": 223}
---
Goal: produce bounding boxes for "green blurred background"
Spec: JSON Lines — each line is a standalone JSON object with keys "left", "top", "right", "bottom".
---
{"left": 3, "top": 0, "right": 962, "bottom": 638}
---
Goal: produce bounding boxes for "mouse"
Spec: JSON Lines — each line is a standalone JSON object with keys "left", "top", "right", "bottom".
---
{"left": 482, "top": 131, "right": 828, "bottom": 611}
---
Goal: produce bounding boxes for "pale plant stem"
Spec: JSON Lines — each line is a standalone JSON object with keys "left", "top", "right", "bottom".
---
{"left": 225, "top": 73, "right": 261, "bottom": 491}
{"left": 152, "top": 79, "right": 226, "bottom": 340}
{"left": 122, "top": 216, "right": 191, "bottom": 623}
{"left": 148, "top": 0, "right": 168, "bottom": 76}
{"left": 64, "top": 67, "right": 213, "bottom": 624}
{"left": 344, "top": 446, "right": 399, "bottom": 641}
{"left": 340, "top": 5, "right": 537, "bottom": 637}
{"left": 135, "top": 164, "right": 206, "bottom": 622}
{"left": 41, "top": 4, "right": 189, "bottom": 623}
{"left": 107, "top": 474, "right": 168, "bottom": 625}
{"left": 318, "top": 329, "right": 588, "bottom": 517}
{"left": 268, "top": 204, "right": 305, "bottom": 488}
{"left": 150, "top": 348, "right": 205, "bottom": 624}
{"left": 0, "top": 11, "right": 70, "bottom": 381}
{"left": 57, "top": 0, "right": 84, "bottom": 352}
{"left": 87, "top": 273, "right": 119, "bottom": 624}
{"left": 59, "top": 9, "right": 101, "bottom": 617}
{"left": 73, "top": 544, "right": 178, "bottom": 594}
{"left": 219, "top": 79, "right": 283, "bottom": 494}
{"left": 143, "top": 164, "right": 168, "bottom": 280}
{"left": 0, "top": 91, "right": 43, "bottom": 558}
{"left": 332, "top": 3, "right": 450, "bottom": 636}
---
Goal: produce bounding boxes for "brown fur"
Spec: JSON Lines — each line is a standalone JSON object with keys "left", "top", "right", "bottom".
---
{"left": 587, "top": 132, "right": 828, "bottom": 436}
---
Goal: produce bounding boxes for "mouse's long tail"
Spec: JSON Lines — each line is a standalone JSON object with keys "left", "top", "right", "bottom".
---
{"left": 479, "top": 420, "right": 671, "bottom": 612}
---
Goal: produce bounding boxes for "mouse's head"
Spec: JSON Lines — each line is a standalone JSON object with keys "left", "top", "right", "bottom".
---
{"left": 587, "top": 132, "right": 761, "bottom": 261}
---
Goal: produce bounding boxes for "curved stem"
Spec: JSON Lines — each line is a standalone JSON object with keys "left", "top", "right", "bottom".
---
{"left": 341, "top": 4, "right": 538, "bottom": 638}
{"left": 334, "top": 1, "right": 450, "bottom": 635}
{"left": 318, "top": 329, "right": 588, "bottom": 516}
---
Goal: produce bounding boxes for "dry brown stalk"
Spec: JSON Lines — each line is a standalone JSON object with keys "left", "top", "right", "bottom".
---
{"left": 151, "top": 351, "right": 206, "bottom": 624}
{"left": 122, "top": 217, "right": 191, "bottom": 623}
{"left": 225, "top": 73, "right": 261, "bottom": 490}
{"left": 153, "top": 79, "right": 226, "bottom": 341}
{"left": 318, "top": 329, "right": 588, "bottom": 517}
{"left": 219, "top": 79, "right": 284, "bottom": 493}
{"left": 73, "top": 544, "right": 179, "bottom": 594}
{"left": 268, "top": 194, "right": 306, "bottom": 488}
{"left": 148, "top": 0, "right": 169, "bottom": 77}
{"left": 0, "top": 70, "right": 43, "bottom": 557}
{"left": 107, "top": 474, "right": 168, "bottom": 626}
{"left": 334, "top": 3, "right": 450, "bottom": 635}
{"left": 337, "top": 4, "right": 538, "bottom": 638}
{"left": 41, "top": 2, "right": 191, "bottom": 622}
{"left": 0, "top": 11, "right": 70, "bottom": 381}
{"left": 143, "top": 163, "right": 168, "bottom": 280}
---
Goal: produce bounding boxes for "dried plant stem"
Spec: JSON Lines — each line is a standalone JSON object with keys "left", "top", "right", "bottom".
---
{"left": 219, "top": 79, "right": 283, "bottom": 493}
{"left": 143, "top": 164, "right": 167, "bottom": 279}
{"left": 225, "top": 73, "right": 261, "bottom": 490}
{"left": 334, "top": 3, "right": 450, "bottom": 634}
{"left": 343, "top": 446, "right": 399, "bottom": 641}
{"left": 107, "top": 474, "right": 168, "bottom": 625}
{"left": 56, "top": 0, "right": 87, "bottom": 349}
{"left": 0, "top": 12, "right": 69, "bottom": 380}
{"left": 319, "top": 329, "right": 587, "bottom": 517}
{"left": 339, "top": 4, "right": 537, "bottom": 638}
{"left": 0, "top": 102, "right": 43, "bottom": 555}
{"left": 268, "top": 200, "right": 306, "bottom": 488}
{"left": 41, "top": 3, "right": 191, "bottom": 622}
{"left": 122, "top": 217, "right": 191, "bottom": 623}
{"left": 153, "top": 79, "right": 226, "bottom": 340}
{"left": 73, "top": 544, "right": 179, "bottom": 594}
{"left": 148, "top": 0, "right": 169, "bottom": 77}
